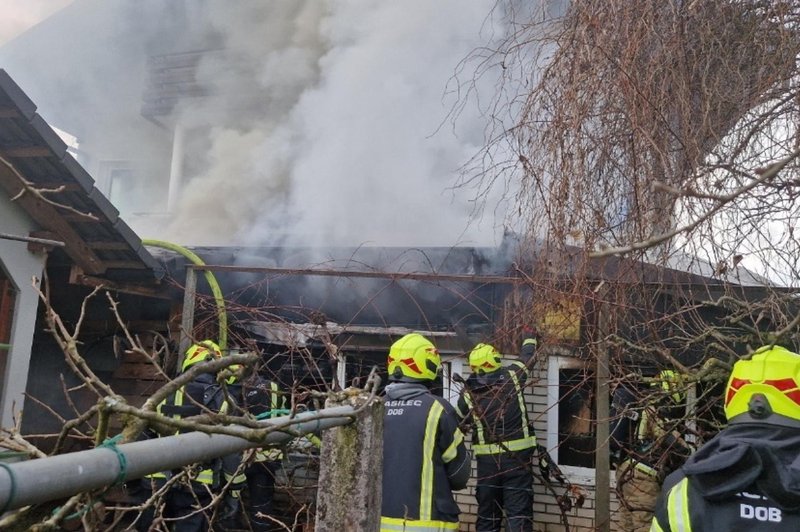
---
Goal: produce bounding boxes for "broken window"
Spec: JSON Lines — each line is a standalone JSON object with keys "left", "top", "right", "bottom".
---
{"left": 557, "top": 366, "right": 596, "bottom": 469}
{"left": 545, "top": 354, "right": 599, "bottom": 482}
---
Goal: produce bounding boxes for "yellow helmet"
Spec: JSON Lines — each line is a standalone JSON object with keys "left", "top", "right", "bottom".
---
{"left": 387, "top": 333, "right": 441, "bottom": 381}
{"left": 469, "top": 343, "right": 502, "bottom": 374}
{"left": 651, "top": 369, "right": 685, "bottom": 404}
{"left": 725, "top": 345, "right": 800, "bottom": 426}
{"left": 182, "top": 340, "right": 222, "bottom": 371}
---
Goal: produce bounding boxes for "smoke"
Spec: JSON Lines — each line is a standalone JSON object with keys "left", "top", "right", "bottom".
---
{"left": 0, "top": 1, "right": 512, "bottom": 249}
{"left": 162, "top": 0, "right": 509, "bottom": 248}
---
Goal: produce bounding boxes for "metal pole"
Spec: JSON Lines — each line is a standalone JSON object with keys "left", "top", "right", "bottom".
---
{"left": 0, "top": 406, "right": 356, "bottom": 512}
{"left": 0, "top": 232, "right": 65, "bottom": 247}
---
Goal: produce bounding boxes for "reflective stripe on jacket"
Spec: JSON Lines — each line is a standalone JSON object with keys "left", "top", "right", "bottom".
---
{"left": 457, "top": 360, "right": 536, "bottom": 455}
{"left": 244, "top": 379, "right": 286, "bottom": 462}
{"left": 382, "top": 383, "right": 470, "bottom": 527}
{"left": 145, "top": 373, "right": 220, "bottom": 485}
{"left": 380, "top": 516, "right": 460, "bottom": 531}
{"left": 651, "top": 471, "right": 800, "bottom": 531}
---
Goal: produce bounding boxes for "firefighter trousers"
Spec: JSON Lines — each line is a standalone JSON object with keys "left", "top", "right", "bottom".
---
{"left": 136, "top": 478, "right": 213, "bottom": 532}
{"left": 245, "top": 460, "right": 281, "bottom": 531}
{"left": 475, "top": 450, "right": 534, "bottom": 532}
{"left": 615, "top": 462, "right": 661, "bottom": 532}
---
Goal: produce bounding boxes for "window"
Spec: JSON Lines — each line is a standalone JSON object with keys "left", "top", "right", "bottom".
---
{"left": 546, "top": 354, "right": 598, "bottom": 484}
{"left": 557, "top": 366, "right": 596, "bottom": 468}
{"left": 441, "top": 358, "right": 465, "bottom": 406}
{"left": 340, "top": 350, "right": 386, "bottom": 390}
{"left": 547, "top": 353, "right": 706, "bottom": 486}
{"left": 97, "top": 160, "right": 135, "bottom": 208}
{"left": 108, "top": 167, "right": 134, "bottom": 207}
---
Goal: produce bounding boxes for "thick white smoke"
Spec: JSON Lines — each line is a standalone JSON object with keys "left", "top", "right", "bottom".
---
{"left": 164, "top": 0, "right": 509, "bottom": 248}
{"left": 0, "top": 1, "right": 512, "bottom": 249}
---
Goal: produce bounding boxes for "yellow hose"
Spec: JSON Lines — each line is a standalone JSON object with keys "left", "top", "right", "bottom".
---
{"left": 142, "top": 239, "right": 227, "bottom": 350}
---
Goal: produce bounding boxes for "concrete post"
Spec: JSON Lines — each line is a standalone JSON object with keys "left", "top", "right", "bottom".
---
{"left": 315, "top": 390, "right": 383, "bottom": 532}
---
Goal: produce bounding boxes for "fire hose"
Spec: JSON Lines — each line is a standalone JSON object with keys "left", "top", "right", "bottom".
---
{"left": 142, "top": 239, "right": 228, "bottom": 350}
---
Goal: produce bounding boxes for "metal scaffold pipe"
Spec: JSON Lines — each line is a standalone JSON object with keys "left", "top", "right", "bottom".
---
{"left": 0, "top": 406, "right": 356, "bottom": 512}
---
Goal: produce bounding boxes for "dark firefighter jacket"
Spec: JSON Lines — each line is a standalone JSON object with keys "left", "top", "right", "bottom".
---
{"left": 381, "top": 382, "right": 471, "bottom": 532}
{"left": 610, "top": 384, "right": 690, "bottom": 479}
{"left": 144, "top": 372, "right": 239, "bottom": 487}
{"left": 239, "top": 375, "right": 288, "bottom": 462}
{"left": 455, "top": 342, "right": 536, "bottom": 455}
{"left": 651, "top": 424, "right": 800, "bottom": 531}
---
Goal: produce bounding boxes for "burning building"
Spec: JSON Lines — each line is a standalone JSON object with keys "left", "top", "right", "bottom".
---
{"left": 0, "top": 3, "right": 785, "bottom": 530}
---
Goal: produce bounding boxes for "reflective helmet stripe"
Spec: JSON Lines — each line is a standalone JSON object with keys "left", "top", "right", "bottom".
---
{"left": 400, "top": 358, "right": 422, "bottom": 373}
{"left": 727, "top": 377, "right": 800, "bottom": 407}
{"left": 387, "top": 334, "right": 440, "bottom": 381}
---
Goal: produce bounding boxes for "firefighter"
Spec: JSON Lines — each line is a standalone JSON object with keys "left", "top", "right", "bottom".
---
{"left": 237, "top": 371, "right": 287, "bottom": 532}
{"left": 136, "top": 340, "right": 237, "bottom": 532}
{"left": 455, "top": 332, "right": 539, "bottom": 532}
{"left": 650, "top": 345, "right": 800, "bottom": 531}
{"left": 381, "top": 333, "right": 471, "bottom": 531}
{"left": 610, "top": 368, "right": 692, "bottom": 532}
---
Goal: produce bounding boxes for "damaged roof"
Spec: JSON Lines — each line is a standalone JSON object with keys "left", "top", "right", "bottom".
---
{"left": 0, "top": 69, "right": 162, "bottom": 283}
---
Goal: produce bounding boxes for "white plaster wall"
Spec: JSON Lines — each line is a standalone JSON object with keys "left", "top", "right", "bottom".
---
{"left": 0, "top": 193, "right": 45, "bottom": 430}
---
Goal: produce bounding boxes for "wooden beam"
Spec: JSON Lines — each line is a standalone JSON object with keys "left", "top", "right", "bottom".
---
{"left": 195, "top": 264, "right": 524, "bottom": 285}
{"left": 87, "top": 241, "right": 130, "bottom": 251}
{"left": 34, "top": 182, "right": 83, "bottom": 192}
{"left": 0, "top": 107, "right": 21, "bottom": 119}
{"left": 61, "top": 213, "right": 102, "bottom": 223}
{"left": 100, "top": 260, "right": 150, "bottom": 270}
{"left": 0, "top": 163, "right": 106, "bottom": 274}
{"left": 0, "top": 146, "right": 51, "bottom": 158}
{"left": 69, "top": 266, "right": 169, "bottom": 299}
{"left": 177, "top": 267, "right": 197, "bottom": 373}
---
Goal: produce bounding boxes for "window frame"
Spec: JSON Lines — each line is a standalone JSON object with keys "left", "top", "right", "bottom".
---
{"left": 546, "top": 353, "right": 601, "bottom": 486}
{"left": 546, "top": 353, "right": 700, "bottom": 487}
{"left": 97, "top": 160, "right": 135, "bottom": 206}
